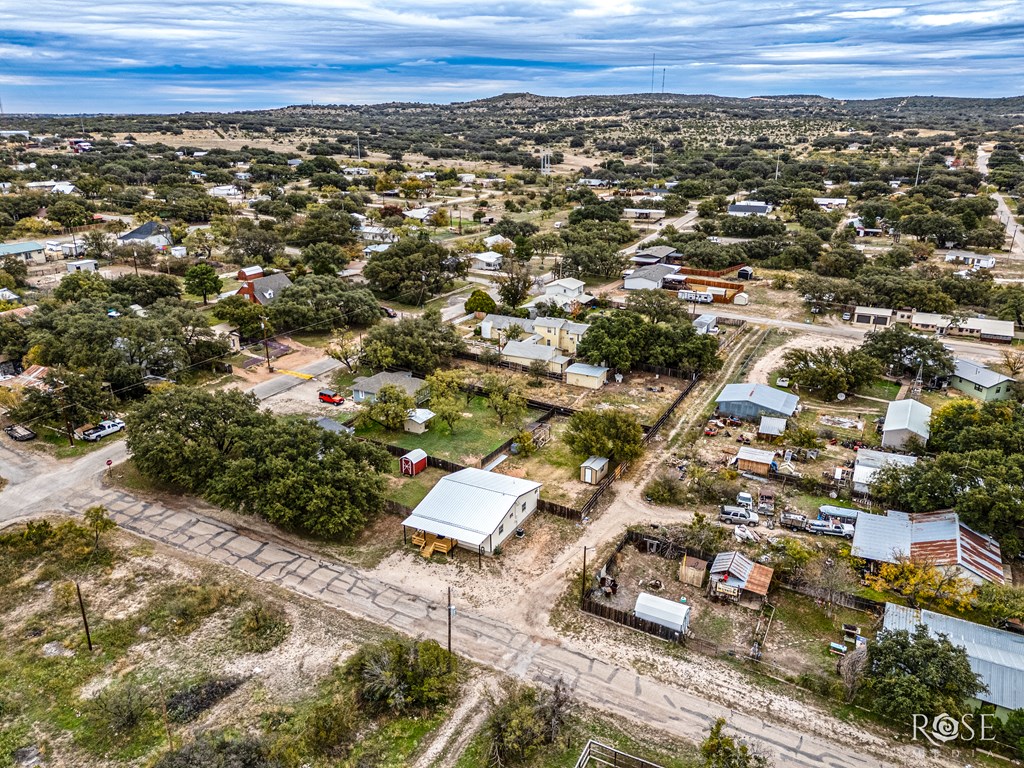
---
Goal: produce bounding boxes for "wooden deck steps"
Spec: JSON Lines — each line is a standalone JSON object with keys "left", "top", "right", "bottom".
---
{"left": 410, "top": 530, "right": 457, "bottom": 558}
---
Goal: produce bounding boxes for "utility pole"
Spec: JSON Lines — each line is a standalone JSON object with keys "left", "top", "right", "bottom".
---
{"left": 447, "top": 586, "right": 454, "bottom": 671}
{"left": 914, "top": 155, "right": 924, "bottom": 187}
{"left": 261, "top": 319, "right": 272, "bottom": 372}
{"left": 580, "top": 546, "right": 590, "bottom": 605}
{"left": 132, "top": 248, "right": 139, "bottom": 276}
{"left": 75, "top": 581, "right": 93, "bottom": 651}
{"left": 54, "top": 382, "right": 76, "bottom": 447}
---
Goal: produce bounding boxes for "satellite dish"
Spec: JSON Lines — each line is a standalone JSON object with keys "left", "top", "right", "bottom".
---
{"left": 836, "top": 393, "right": 846, "bottom": 401}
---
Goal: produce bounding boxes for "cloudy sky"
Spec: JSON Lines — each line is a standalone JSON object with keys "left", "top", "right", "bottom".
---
{"left": 1, "top": 0, "right": 1022, "bottom": 113}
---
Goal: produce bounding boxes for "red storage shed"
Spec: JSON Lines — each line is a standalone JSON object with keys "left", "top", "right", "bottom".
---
{"left": 400, "top": 448, "right": 428, "bottom": 477}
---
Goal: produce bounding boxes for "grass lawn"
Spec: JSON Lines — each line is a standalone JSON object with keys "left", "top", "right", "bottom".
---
{"left": 858, "top": 377, "right": 901, "bottom": 401}
{"left": 355, "top": 396, "right": 541, "bottom": 465}
{"left": 385, "top": 461, "right": 446, "bottom": 508}
{"left": 30, "top": 429, "right": 124, "bottom": 460}
{"left": 502, "top": 419, "right": 592, "bottom": 506}
{"left": 770, "top": 590, "right": 868, "bottom": 674}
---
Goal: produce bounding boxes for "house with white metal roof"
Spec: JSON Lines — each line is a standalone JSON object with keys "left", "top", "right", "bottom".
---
{"left": 757, "top": 416, "right": 787, "bottom": 438}
{"left": 883, "top": 603, "right": 1024, "bottom": 713}
{"left": 852, "top": 510, "right": 1004, "bottom": 584}
{"left": 565, "top": 362, "right": 608, "bottom": 390}
{"left": 501, "top": 340, "right": 570, "bottom": 374}
{"left": 470, "top": 251, "right": 503, "bottom": 271}
{"left": 401, "top": 468, "right": 541, "bottom": 554}
{"left": 715, "top": 383, "right": 799, "bottom": 420}
{"left": 881, "top": 399, "right": 931, "bottom": 449}
{"left": 623, "top": 263, "right": 680, "bottom": 291}
{"left": 949, "top": 359, "right": 1015, "bottom": 402}
{"left": 851, "top": 449, "right": 918, "bottom": 495}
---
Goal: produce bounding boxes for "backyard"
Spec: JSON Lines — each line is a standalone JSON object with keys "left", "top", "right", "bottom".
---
{"left": 497, "top": 418, "right": 595, "bottom": 507}
{"left": 354, "top": 395, "right": 544, "bottom": 466}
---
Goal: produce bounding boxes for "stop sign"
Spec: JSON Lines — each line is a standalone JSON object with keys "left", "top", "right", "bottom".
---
{"left": 106, "top": 459, "right": 113, "bottom": 467}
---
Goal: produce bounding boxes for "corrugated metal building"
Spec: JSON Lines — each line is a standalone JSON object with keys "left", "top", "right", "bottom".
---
{"left": 883, "top": 603, "right": 1024, "bottom": 713}
{"left": 881, "top": 399, "right": 931, "bottom": 449}
{"left": 715, "top": 383, "right": 799, "bottom": 420}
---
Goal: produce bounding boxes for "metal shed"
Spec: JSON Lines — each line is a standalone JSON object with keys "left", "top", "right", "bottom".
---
{"left": 634, "top": 593, "right": 691, "bottom": 634}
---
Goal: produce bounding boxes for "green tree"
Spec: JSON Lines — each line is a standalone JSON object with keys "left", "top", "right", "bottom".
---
{"left": 626, "top": 289, "right": 687, "bottom": 323}
{"left": 861, "top": 323, "right": 954, "bottom": 380}
{"left": 464, "top": 289, "right": 497, "bottom": 315}
{"left": 183, "top": 228, "right": 216, "bottom": 259}
{"left": 361, "top": 384, "right": 415, "bottom": 431}
{"left": 82, "top": 231, "right": 116, "bottom": 261}
{"left": 301, "top": 242, "right": 351, "bottom": 276}
{"left": 360, "top": 308, "right": 464, "bottom": 374}
{"left": 215, "top": 294, "right": 271, "bottom": 338}
{"left": 53, "top": 271, "right": 110, "bottom": 303}
{"left": 780, "top": 346, "right": 881, "bottom": 400}
{"left": 422, "top": 370, "right": 465, "bottom": 434}
{"left": 482, "top": 374, "right": 527, "bottom": 427}
{"left": 363, "top": 238, "right": 466, "bottom": 305}
{"left": 268, "top": 275, "right": 380, "bottom": 332}
{"left": 227, "top": 225, "right": 285, "bottom": 266}
{"left": 346, "top": 638, "right": 458, "bottom": 714}
{"left": 564, "top": 409, "right": 644, "bottom": 463}
{"left": 286, "top": 206, "right": 357, "bottom": 247}
{"left": 83, "top": 505, "right": 116, "bottom": 551}
{"left": 866, "top": 626, "right": 983, "bottom": 726}
{"left": 699, "top": 718, "right": 772, "bottom": 768}
{"left": 495, "top": 259, "right": 533, "bottom": 308}
{"left": 183, "top": 263, "right": 223, "bottom": 304}
{"left": 13, "top": 367, "right": 115, "bottom": 433}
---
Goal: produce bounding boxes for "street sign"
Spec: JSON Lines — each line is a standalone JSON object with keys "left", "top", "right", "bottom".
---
{"left": 106, "top": 459, "right": 113, "bottom": 467}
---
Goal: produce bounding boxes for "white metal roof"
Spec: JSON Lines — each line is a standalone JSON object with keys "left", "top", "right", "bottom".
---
{"left": 883, "top": 400, "right": 931, "bottom": 440}
{"left": 953, "top": 359, "right": 1012, "bottom": 390}
{"left": 501, "top": 340, "right": 569, "bottom": 363}
{"left": 566, "top": 363, "right": 608, "bottom": 377}
{"left": 758, "top": 416, "right": 787, "bottom": 436}
{"left": 581, "top": 456, "right": 609, "bottom": 470}
{"left": 634, "top": 592, "right": 690, "bottom": 632}
{"left": 406, "top": 408, "right": 435, "bottom": 424}
{"left": 402, "top": 448, "right": 427, "bottom": 462}
{"left": 401, "top": 468, "right": 541, "bottom": 547}
{"left": 736, "top": 446, "right": 777, "bottom": 464}
{"left": 884, "top": 604, "right": 1024, "bottom": 711}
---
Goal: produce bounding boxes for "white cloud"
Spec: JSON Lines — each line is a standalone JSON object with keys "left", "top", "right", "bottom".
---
{"left": 832, "top": 7, "right": 905, "bottom": 19}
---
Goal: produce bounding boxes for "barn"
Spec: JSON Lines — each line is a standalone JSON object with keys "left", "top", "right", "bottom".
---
{"left": 715, "top": 383, "right": 799, "bottom": 420}
{"left": 400, "top": 449, "right": 428, "bottom": 476}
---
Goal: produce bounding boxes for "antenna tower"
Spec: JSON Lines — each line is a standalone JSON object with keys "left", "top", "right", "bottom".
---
{"left": 540, "top": 150, "right": 552, "bottom": 175}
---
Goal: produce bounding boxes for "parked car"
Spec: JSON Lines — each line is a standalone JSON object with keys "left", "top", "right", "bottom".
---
{"left": 806, "top": 520, "right": 854, "bottom": 539}
{"left": 81, "top": 419, "right": 125, "bottom": 442}
{"left": 719, "top": 505, "right": 760, "bottom": 527}
{"left": 3, "top": 424, "right": 36, "bottom": 442}
{"left": 841, "top": 312, "right": 852, "bottom": 321}
{"left": 318, "top": 389, "right": 345, "bottom": 406}
{"left": 379, "top": 305, "right": 398, "bottom": 319}
{"left": 736, "top": 491, "right": 754, "bottom": 510}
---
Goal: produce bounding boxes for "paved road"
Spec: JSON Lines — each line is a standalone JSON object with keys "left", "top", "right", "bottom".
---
{"left": 0, "top": 444, "right": 935, "bottom": 768}
{"left": 621, "top": 211, "right": 699, "bottom": 255}
{"left": 246, "top": 357, "right": 342, "bottom": 400}
{"left": 977, "top": 146, "right": 1023, "bottom": 258}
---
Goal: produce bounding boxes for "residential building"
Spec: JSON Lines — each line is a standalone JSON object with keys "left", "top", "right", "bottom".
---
{"left": 883, "top": 604, "right": 1023, "bottom": 714}
{"left": 533, "top": 317, "right": 589, "bottom": 354}
{"left": 851, "top": 449, "right": 918, "bottom": 496}
{"left": 565, "top": 362, "right": 608, "bottom": 390}
{"left": 881, "top": 399, "right": 931, "bottom": 449}
{"left": 470, "top": 251, "right": 503, "bottom": 271}
{"left": 948, "top": 359, "right": 1013, "bottom": 402}
{"left": 622, "top": 208, "right": 666, "bottom": 221}
{"left": 623, "top": 263, "right": 679, "bottom": 291}
{"left": 944, "top": 250, "right": 996, "bottom": 270}
{"left": 403, "top": 207, "right": 433, "bottom": 222}
{"left": 65, "top": 259, "right": 97, "bottom": 273}
{"left": 852, "top": 510, "right": 1004, "bottom": 584}
{"left": 0, "top": 241, "right": 46, "bottom": 265}
{"left": 362, "top": 243, "right": 391, "bottom": 257}
{"left": 209, "top": 185, "right": 242, "bottom": 197}
{"left": 693, "top": 314, "right": 718, "bottom": 335}
{"left": 119, "top": 221, "right": 172, "bottom": 249}
{"left": 210, "top": 323, "right": 242, "bottom": 353}
{"left": 236, "top": 273, "right": 292, "bottom": 306}
{"left": 0, "top": 288, "right": 19, "bottom": 303}
{"left": 401, "top": 468, "right": 542, "bottom": 554}
{"left": 483, "top": 234, "right": 514, "bottom": 252}
{"left": 479, "top": 314, "right": 535, "bottom": 341}
{"left": 813, "top": 197, "right": 848, "bottom": 209}
{"left": 632, "top": 245, "right": 678, "bottom": 265}
{"left": 910, "top": 312, "right": 1015, "bottom": 343}
{"left": 715, "top": 383, "right": 800, "bottom": 420}
{"left": 709, "top": 551, "right": 773, "bottom": 604}
{"left": 350, "top": 371, "right": 425, "bottom": 404}
{"left": 727, "top": 201, "right": 771, "bottom": 217}
{"left": 501, "top": 340, "right": 570, "bottom": 374}
{"left": 524, "top": 278, "right": 595, "bottom": 312}
{"left": 358, "top": 226, "right": 398, "bottom": 243}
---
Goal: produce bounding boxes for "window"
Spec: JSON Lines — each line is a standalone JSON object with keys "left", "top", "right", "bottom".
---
{"left": 522, "top": 502, "right": 527, "bottom": 511}
{"left": 498, "top": 524, "right": 504, "bottom": 535}
{"left": 975, "top": 384, "right": 983, "bottom": 392}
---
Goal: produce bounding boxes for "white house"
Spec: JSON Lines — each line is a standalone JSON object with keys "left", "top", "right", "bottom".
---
{"left": 850, "top": 449, "right": 918, "bottom": 496}
{"left": 881, "top": 399, "right": 931, "bottom": 449}
{"left": 945, "top": 250, "right": 996, "bottom": 270}
{"left": 483, "top": 234, "right": 515, "bottom": 252}
{"left": 401, "top": 468, "right": 542, "bottom": 554}
{"left": 119, "top": 221, "right": 172, "bottom": 249}
{"left": 470, "top": 251, "right": 504, "bottom": 271}
{"left": 623, "top": 264, "right": 679, "bottom": 291}
{"left": 524, "top": 277, "right": 595, "bottom": 311}
{"left": 727, "top": 201, "right": 771, "bottom": 217}
{"left": 210, "top": 185, "right": 242, "bottom": 198}
{"left": 404, "top": 408, "right": 435, "bottom": 435}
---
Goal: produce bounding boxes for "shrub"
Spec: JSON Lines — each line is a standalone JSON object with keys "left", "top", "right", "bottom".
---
{"left": 643, "top": 473, "right": 687, "bottom": 506}
{"left": 92, "top": 682, "right": 152, "bottom": 735}
{"left": 154, "top": 584, "right": 241, "bottom": 634}
{"left": 155, "top": 731, "right": 281, "bottom": 768}
{"left": 486, "top": 679, "right": 575, "bottom": 765}
{"left": 167, "top": 677, "right": 244, "bottom": 724}
{"left": 231, "top": 601, "right": 291, "bottom": 653}
{"left": 346, "top": 638, "right": 458, "bottom": 714}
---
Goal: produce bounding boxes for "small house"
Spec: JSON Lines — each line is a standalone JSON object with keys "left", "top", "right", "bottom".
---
{"left": 634, "top": 593, "right": 690, "bottom": 635}
{"left": 948, "top": 359, "right": 1013, "bottom": 402}
{"left": 237, "top": 266, "right": 264, "bottom": 281}
{"left": 579, "top": 456, "right": 609, "bottom": 485}
{"left": 401, "top": 468, "right": 541, "bottom": 555}
{"left": 470, "top": 251, "right": 504, "bottom": 271}
{"left": 881, "top": 399, "right": 931, "bottom": 449}
{"left": 623, "top": 264, "right": 679, "bottom": 291}
{"left": 236, "top": 273, "right": 293, "bottom": 306}
{"left": 0, "top": 241, "right": 46, "bottom": 265}
{"left": 118, "top": 221, "right": 172, "bottom": 249}
{"left": 479, "top": 314, "right": 535, "bottom": 341}
{"left": 483, "top": 234, "right": 514, "bottom": 252}
{"left": 693, "top": 314, "right": 718, "bottom": 335}
{"left": 565, "top": 362, "right": 608, "bottom": 390}
{"left": 715, "top": 383, "right": 799, "bottom": 420}
{"left": 65, "top": 259, "right": 97, "bottom": 273}
{"left": 400, "top": 448, "right": 428, "bottom": 476}
{"left": 501, "top": 340, "right": 570, "bottom": 374}
{"left": 733, "top": 446, "right": 777, "bottom": 476}
{"left": 851, "top": 449, "right": 918, "bottom": 496}
{"left": 709, "top": 551, "right": 773, "bottom": 604}
{"left": 351, "top": 371, "right": 425, "bottom": 404}
{"left": 727, "top": 201, "right": 771, "bottom": 217}
{"left": 404, "top": 408, "right": 435, "bottom": 434}
{"left": 210, "top": 323, "right": 241, "bottom": 353}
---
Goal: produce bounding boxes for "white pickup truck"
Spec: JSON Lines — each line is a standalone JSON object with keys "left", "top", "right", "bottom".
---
{"left": 82, "top": 419, "right": 126, "bottom": 442}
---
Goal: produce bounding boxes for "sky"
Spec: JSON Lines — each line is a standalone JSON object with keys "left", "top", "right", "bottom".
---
{"left": 1, "top": 0, "right": 1023, "bottom": 114}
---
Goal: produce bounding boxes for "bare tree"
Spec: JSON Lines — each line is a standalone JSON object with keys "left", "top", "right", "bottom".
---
{"left": 999, "top": 349, "right": 1024, "bottom": 377}
{"left": 800, "top": 550, "right": 859, "bottom": 616}
{"left": 838, "top": 646, "right": 868, "bottom": 703}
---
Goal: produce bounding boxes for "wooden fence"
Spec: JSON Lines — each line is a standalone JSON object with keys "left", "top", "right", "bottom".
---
{"left": 454, "top": 349, "right": 565, "bottom": 380}
{"left": 580, "top": 597, "right": 686, "bottom": 643}
{"left": 538, "top": 498, "right": 582, "bottom": 520}
{"left": 574, "top": 741, "right": 667, "bottom": 768}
